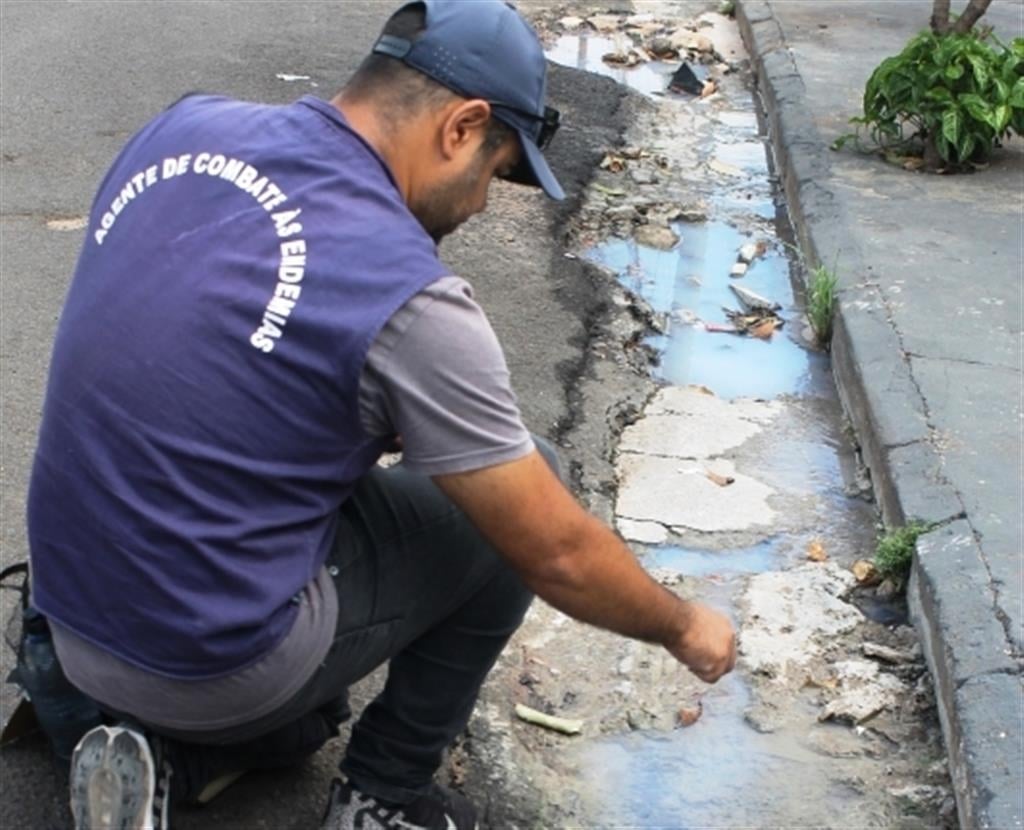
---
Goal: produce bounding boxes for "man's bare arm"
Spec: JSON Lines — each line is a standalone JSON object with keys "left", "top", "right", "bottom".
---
{"left": 433, "top": 450, "right": 736, "bottom": 682}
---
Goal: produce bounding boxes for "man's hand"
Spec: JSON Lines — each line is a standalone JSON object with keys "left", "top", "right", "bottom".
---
{"left": 668, "top": 603, "right": 737, "bottom": 683}
{"left": 433, "top": 450, "right": 738, "bottom": 683}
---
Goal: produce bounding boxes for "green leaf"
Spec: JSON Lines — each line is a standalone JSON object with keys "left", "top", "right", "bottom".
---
{"left": 967, "top": 56, "right": 989, "bottom": 89}
{"left": 942, "top": 107, "right": 963, "bottom": 147}
{"left": 957, "top": 130, "right": 976, "bottom": 162}
{"left": 945, "top": 62, "right": 965, "bottom": 81}
{"left": 1010, "top": 78, "right": 1024, "bottom": 109}
{"left": 994, "top": 103, "right": 1012, "bottom": 132}
{"left": 958, "top": 92, "right": 991, "bottom": 124}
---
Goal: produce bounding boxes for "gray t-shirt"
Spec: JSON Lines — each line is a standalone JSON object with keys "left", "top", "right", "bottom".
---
{"left": 53, "top": 275, "right": 534, "bottom": 730}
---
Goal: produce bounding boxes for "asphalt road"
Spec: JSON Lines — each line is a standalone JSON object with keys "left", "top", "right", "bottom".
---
{"left": 0, "top": 2, "right": 624, "bottom": 827}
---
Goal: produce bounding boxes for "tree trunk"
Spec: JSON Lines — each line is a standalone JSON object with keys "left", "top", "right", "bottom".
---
{"left": 951, "top": 0, "right": 994, "bottom": 34}
{"left": 923, "top": 133, "right": 944, "bottom": 171}
{"left": 931, "top": 0, "right": 952, "bottom": 34}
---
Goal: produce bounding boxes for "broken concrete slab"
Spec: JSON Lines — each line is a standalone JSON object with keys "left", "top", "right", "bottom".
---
{"left": 616, "top": 455, "right": 776, "bottom": 532}
{"left": 739, "top": 563, "right": 862, "bottom": 681}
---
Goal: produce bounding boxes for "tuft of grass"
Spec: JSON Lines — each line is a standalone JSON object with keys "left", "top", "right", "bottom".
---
{"left": 719, "top": 0, "right": 736, "bottom": 16}
{"left": 875, "top": 521, "right": 931, "bottom": 584}
{"left": 807, "top": 261, "right": 839, "bottom": 347}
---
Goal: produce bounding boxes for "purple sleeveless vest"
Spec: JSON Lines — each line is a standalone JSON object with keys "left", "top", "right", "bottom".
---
{"left": 28, "top": 95, "right": 449, "bottom": 678}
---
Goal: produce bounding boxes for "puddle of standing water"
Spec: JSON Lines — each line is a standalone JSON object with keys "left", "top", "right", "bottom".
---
{"left": 587, "top": 222, "right": 833, "bottom": 399}
{"left": 546, "top": 34, "right": 676, "bottom": 96}
{"left": 646, "top": 541, "right": 777, "bottom": 577}
{"left": 573, "top": 674, "right": 864, "bottom": 829}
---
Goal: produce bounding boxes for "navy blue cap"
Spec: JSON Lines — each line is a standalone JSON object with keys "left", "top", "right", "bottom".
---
{"left": 373, "top": 0, "right": 565, "bottom": 200}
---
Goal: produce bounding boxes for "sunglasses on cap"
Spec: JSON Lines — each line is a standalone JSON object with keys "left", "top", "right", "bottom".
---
{"left": 489, "top": 102, "right": 561, "bottom": 150}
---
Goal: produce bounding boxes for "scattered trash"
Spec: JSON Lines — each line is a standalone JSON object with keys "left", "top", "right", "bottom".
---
{"left": 738, "top": 242, "right": 760, "bottom": 263}
{"left": 721, "top": 308, "right": 783, "bottom": 339}
{"left": 851, "top": 559, "right": 880, "bottom": 586}
{"left": 730, "top": 284, "right": 781, "bottom": 313}
{"left": 46, "top": 217, "right": 88, "bottom": 231}
{"left": 862, "top": 642, "right": 919, "bottom": 665}
{"left": 600, "top": 152, "right": 627, "bottom": 173}
{"left": 729, "top": 262, "right": 748, "bottom": 278}
{"left": 669, "top": 62, "right": 706, "bottom": 95}
{"left": 704, "top": 321, "right": 739, "bottom": 334}
{"left": 275, "top": 73, "right": 312, "bottom": 82}
{"left": 593, "top": 183, "right": 627, "bottom": 197}
{"left": 676, "top": 700, "right": 703, "bottom": 728}
{"left": 806, "top": 540, "right": 828, "bottom": 562}
{"left": 558, "top": 15, "right": 585, "bottom": 30}
{"left": 700, "top": 80, "right": 719, "bottom": 99}
{"left": 514, "top": 703, "right": 583, "bottom": 735}
{"left": 706, "top": 470, "right": 735, "bottom": 487}
{"left": 603, "top": 48, "right": 648, "bottom": 67}
{"left": 708, "top": 158, "right": 744, "bottom": 177}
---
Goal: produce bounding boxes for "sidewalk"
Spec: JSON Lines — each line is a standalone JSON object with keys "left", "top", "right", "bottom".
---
{"left": 735, "top": 2, "right": 1023, "bottom": 827}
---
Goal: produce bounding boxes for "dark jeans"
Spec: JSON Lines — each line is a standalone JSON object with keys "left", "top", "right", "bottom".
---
{"left": 149, "top": 440, "right": 554, "bottom": 805}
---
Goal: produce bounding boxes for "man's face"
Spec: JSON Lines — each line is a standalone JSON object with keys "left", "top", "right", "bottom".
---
{"left": 412, "top": 134, "right": 521, "bottom": 243}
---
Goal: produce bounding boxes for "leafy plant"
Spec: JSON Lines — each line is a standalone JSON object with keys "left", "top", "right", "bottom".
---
{"left": 833, "top": 29, "right": 1024, "bottom": 170}
{"left": 875, "top": 521, "right": 932, "bottom": 584}
{"left": 807, "top": 261, "right": 839, "bottom": 347}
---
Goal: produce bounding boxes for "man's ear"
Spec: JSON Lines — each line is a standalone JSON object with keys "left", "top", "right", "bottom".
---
{"left": 439, "top": 99, "right": 492, "bottom": 160}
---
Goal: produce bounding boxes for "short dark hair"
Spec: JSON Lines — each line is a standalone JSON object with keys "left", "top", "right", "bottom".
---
{"left": 344, "top": 3, "right": 513, "bottom": 152}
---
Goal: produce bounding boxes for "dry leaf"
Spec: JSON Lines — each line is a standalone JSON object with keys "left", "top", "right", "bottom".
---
{"left": 676, "top": 701, "right": 703, "bottom": 727}
{"left": 749, "top": 319, "right": 779, "bottom": 339}
{"left": 806, "top": 539, "right": 828, "bottom": 562}
{"left": 600, "top": 153, "right": 626, "bottom": 173}
{"left": 706, "top": 470, "right": 735, "bottom": 487}
{"left": 851, "top": 559, "right": 880, "bottom": 585}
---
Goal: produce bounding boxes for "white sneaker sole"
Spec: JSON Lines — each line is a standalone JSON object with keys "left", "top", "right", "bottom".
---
{"left": 70, "top": 724, "right": 157, "bottom": 830}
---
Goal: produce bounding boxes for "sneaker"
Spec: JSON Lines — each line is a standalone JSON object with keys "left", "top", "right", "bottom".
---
{"left": 320, "top": 777, "right": 479, "bottom": 830}
{"left": 70, "top": 723, "right": 172, "bottom": 830}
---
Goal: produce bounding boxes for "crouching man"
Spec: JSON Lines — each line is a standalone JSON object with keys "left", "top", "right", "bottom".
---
{"left": 26, "top": 2, "right": 735, "bottom": 828}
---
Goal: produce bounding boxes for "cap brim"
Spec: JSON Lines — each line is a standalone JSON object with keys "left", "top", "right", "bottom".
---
{"left": 507, "top": 130, "right": 565, "bottom": 201}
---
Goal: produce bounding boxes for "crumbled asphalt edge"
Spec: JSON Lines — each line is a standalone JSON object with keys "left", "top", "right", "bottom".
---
{"left": 445, "top": 65, "right": 664, "bottom": 829}
{"left": 734, "top": 3, "right": 1021, "bottom": 827}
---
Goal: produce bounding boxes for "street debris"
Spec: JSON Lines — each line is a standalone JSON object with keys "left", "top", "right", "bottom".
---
{"left": 600, "top": 152, "right": 627, "bottom": 173}
{"left": 603, "top": 48, "right": 648, "bottom": 67}
{"left": 729, "top": 262, "right": 748, "bottom": 278}
{"left": 738, "top": 241, "right": 767, "bottom": 263}
{"left": 676, "top": 700, "right": 703, "bottom": 728}
{"left": 708, "top": 158, "right": 744, "bottom": 177}
{"left": 46, "top": 216, "right": 88, "bottom": 231}
{"left": 817, "top": 660, "right": 905, "bottom": 725}
{"left": 806, "top": 539, "right": 828, "bottom": 562}
{"left": 863, "top": 642, "right": 920, "bottom": 665}
{"left": 275, "top": 73, "right": 312, "bottom": 82}
{"left": 669, "top": 62, "right": 706, "bottom": 95}
{"left": 730, "top": 284, "right": 781, "bottom": 313}
{"left": 851, "top": 559, "right": 881, "bottom": 586}
{"left": 721, "top": 309, "right": 783, "bottom": 340}
{"left": 514, "top": 704, "right": 583, "bottom": 736}
{"left": 705, "top": 469, "right": 735, "bottom": 487}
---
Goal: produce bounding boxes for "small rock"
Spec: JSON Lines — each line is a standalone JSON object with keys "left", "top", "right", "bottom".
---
{"left": 616, "top": 655, "right": 634, "bottom": 676}
{"left": 677, "top": 204, "right": 708, "bottom": 222}
{"left": 634, "top": 224, "right": 679, "bottom": 250}
{"left": 676, "top": 701, "right": 703, "bottom": 728}
{"left": 558, "top": 15, "right": 585, "bottom": 30}
{"left": 888, "top": 784, "right": 950, "bottom": 810}
{"left": 647, "top": 36, "right": 676, "bottom": 58}
{"left": 862, "top": 642, "right": 919, "bottom": 664}
{"left": 743, "top": 703, "right": 779, "bottom": 734}
{"left": 729, "top": 262, "right": 748, "bottom": 278}
{"left": 629, "top": 167, "right": 659, "bottom": 185}
{"left": 875, "top": 579, "right": 901, "bottom": 600}
{"left": 604, "top": 204, "right": 639, "bottom": 222}
{"left": 587, "top": 14, "right": 623, "bottom": 33}
{"left": 738, "top": 242, "right": 759, "bottom": 263}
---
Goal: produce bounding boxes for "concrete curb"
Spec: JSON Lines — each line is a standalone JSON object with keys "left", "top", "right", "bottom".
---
{"left": 734, "top": 2, "right": 1022, "bottom": 828}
